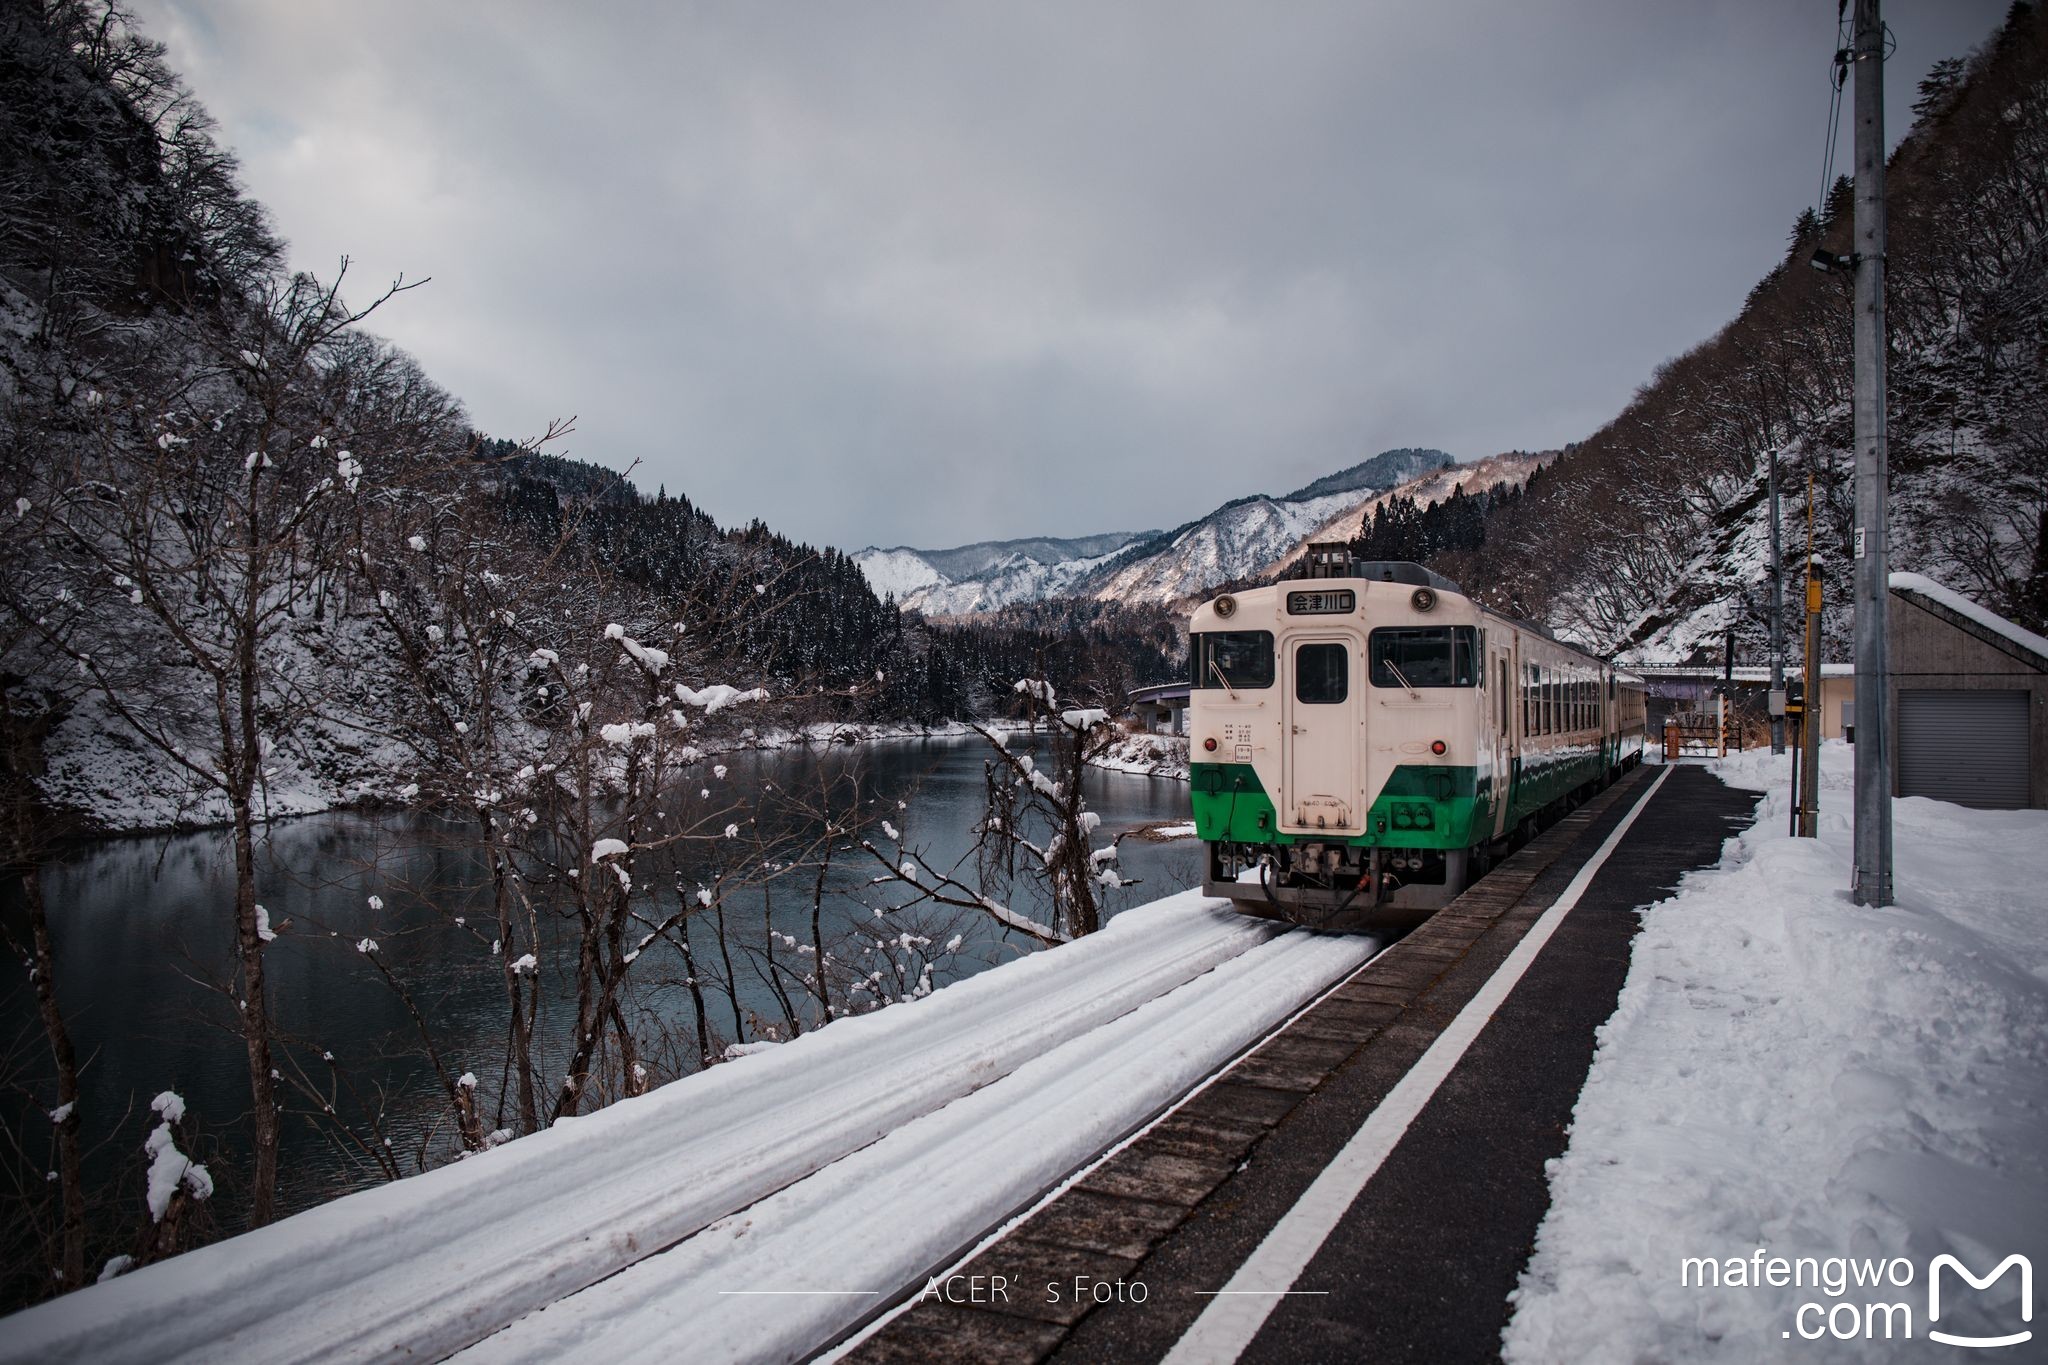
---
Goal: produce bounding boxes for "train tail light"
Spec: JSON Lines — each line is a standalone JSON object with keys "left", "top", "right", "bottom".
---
{"left": 1203, "top": 737, "right": 1218, "bottom": 752}
{"left": 1430, "top": 739, "right": 1447, "bottom": 755}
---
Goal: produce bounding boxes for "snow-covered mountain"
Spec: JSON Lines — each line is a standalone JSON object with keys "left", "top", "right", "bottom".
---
{"left": 852, "top": 532, "right": 1157, "bottom": 614}
{"left": 858, "top": 448, "right": 1455, "bottom": 616}
{"left": 1077, "top": 447, "right": 1455, "bottom": 606}
{"left": 1264, "top": 448, "right": 1555, "bottom": 578}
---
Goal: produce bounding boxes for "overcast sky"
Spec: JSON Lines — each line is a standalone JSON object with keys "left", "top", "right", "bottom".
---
{"left": 136, "top": 0, "right": 2007, "bottom": 553}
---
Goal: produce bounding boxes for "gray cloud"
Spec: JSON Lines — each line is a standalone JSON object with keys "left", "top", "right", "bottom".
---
{"left": 137, "top": 0, "right": 2007, "bottom": 549}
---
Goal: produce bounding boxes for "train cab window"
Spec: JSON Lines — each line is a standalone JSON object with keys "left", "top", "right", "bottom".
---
{"left": 1294, "top": 643, "right": 1348, "bottom": 704}
{"left": 1191, "top": 631, "right": 1275, "bottom": 690}
{"left": 1369, "top": 627, "right": 1478, "bottom": 688}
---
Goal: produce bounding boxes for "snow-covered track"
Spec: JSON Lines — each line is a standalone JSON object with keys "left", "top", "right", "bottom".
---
{"left": 0, "top": 894, "right": 1292, "bottom": 1365}
{"left": 453, "top": 924, "right": 1378, "bottom": 1364}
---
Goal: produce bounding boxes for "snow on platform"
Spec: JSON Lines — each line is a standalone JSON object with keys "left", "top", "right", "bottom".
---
{"left": 1506, "top": 742, "right": 2048, "bottom": 1362}
{"left": 1, "top": 891, "right": 1375, "bottom": 1365}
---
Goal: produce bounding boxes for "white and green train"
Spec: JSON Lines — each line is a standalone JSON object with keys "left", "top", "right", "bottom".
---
{"left": 1189, "top": 547, "right": 1646, "bottom": 929}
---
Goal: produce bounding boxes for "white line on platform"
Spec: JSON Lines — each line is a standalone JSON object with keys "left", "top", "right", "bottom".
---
{"left": 1164, "top": 766, "right": 1673, "bottom": 1365}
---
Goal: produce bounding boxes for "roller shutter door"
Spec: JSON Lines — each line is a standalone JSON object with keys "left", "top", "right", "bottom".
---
{"left": 1897, "top": 689, "right": 2030, "bottom": 809}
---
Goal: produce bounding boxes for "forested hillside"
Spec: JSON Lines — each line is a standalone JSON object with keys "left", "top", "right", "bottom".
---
{"left": 1405, "top": 3, "right": 2048, "bottom": 658}
{"left": 0, "top": 1, "right": 1185, "bottom": 1298}
{"left": 0, "top": 0, "right": 1172, "bottom": 837}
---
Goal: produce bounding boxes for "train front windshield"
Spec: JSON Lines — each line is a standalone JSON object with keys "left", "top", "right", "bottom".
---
{"left": 1191, "top": 631, "right": 1275, "bottom": 689}
{"left": 1369, "top": 627, "right": 1478, "bottom": 688}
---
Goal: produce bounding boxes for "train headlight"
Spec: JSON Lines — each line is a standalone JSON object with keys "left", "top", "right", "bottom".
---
{"left": 1411, "top": 587, "right": 1436, "bottom": 613}
{"left": 1214, "top": 594, "right": 1237, "bottom": 618}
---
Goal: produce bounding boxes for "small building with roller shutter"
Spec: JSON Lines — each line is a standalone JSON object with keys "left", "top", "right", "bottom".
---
{"left": 1887, "top": 573, "right": 2048, "bottom": 809}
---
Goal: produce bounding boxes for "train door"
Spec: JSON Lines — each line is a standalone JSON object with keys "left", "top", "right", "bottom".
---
{"left": 1283, "top": 637, "right": 1359, "bottom": 832}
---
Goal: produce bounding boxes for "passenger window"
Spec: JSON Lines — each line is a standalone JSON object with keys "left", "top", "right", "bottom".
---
{"left": 1295, "top": 642, "right": 1348, "bottom": 704}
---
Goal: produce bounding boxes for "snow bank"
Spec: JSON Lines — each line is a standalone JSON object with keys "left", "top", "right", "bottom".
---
{"left": 457, "top": 923, "right": 1377, "bottom": 1363}
{"left": 0, "top": 892, "right": 1287, "bottom": 1364}
{"left": 1090, "top": 731, "right": 1190, "bottom": 780}
{"left": 1505, "top": 743, "right": 2048, "bottom": 1362}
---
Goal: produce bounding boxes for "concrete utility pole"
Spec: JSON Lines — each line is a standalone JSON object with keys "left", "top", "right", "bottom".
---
{"left": 1849, "top": 0, "right": 1894, "bottom": 905}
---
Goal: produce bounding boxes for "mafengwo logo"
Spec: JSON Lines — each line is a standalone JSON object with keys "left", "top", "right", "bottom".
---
{"left": 1928, "top": 1254, "right": 2032, "bottom": 1350}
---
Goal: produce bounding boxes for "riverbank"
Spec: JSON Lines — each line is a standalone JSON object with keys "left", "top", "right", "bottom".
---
{"left": 41, "top": 714, "right": 1036, "bottom": 840}
{"left": 1090, "top": 730, "right": 1190, "bottom": 780}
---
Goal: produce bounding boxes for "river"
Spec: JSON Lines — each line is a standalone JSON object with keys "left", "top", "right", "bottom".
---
{"left": 1, "top": 735, "right": 1198, "bottom": 1242}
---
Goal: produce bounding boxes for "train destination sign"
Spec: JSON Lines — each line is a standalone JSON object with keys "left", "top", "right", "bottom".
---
{"left": 1286, "top": 589, "right": 1356, "bottom": 615}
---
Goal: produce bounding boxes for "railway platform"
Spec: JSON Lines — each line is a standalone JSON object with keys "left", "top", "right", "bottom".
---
{"left": 835, "top": 761, "right": 1758, "bottom": 1365}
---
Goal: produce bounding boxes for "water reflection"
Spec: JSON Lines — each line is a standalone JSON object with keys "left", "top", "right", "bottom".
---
{"left": 3, "top": 736, "right": 1196, "bottom": 1228}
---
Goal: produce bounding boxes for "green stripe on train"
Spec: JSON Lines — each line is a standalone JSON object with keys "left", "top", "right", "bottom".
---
{"left": 1506, "top": 746, "right": 1610, "bottom": 825}
{"left": 1190, "top": 761, "right": 1494, "bottom": 850}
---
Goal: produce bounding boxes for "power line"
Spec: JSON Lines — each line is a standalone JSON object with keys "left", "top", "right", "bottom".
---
{"left": 1818, "top": 9, "right": 1851, "bottom": 218}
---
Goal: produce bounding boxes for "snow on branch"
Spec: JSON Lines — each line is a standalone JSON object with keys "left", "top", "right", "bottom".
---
{"left": 977, "top": 896, "right": 1067, "bottom": 944}
{"left": 1013, "top": 677, "right": 1056, "bottom": 707}
{"left": 143, "top": 1092, "right": 213, "bottom": 1223}
{"left": 604, "top": 624, "right": 671, "bottom": 677}
{"left": 673, "top": 683, "right": 771, "bottom": 715}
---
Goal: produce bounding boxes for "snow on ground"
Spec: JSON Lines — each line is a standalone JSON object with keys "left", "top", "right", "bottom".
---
{"left": 1505, "top": 742, "right": 2048, "bottom": 1362}
{"left": 455, "top": 914, "right": 1375, "bottom": 1364}
{"left": 0, "top": 890, "right": 1370, "bottom": 1365}
{"left": 1091, "top": 731, "right": 1190, "bottom": 780}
